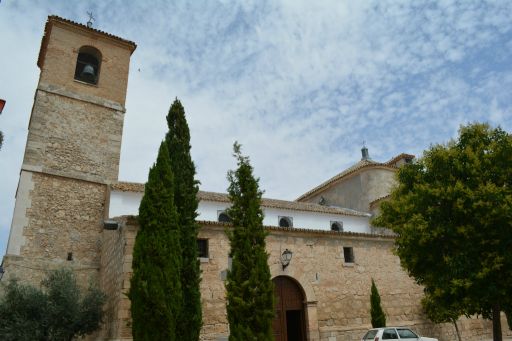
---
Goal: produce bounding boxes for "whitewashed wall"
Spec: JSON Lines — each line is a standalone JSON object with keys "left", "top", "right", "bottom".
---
{"left": 109, "top": 191, "right": 371, "bottom": 233}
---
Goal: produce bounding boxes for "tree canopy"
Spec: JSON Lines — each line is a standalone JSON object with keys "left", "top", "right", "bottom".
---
{"left": 0, "top": 268, "right": 105, "bottom": 341}
{"left": 165, "top": 99, "right": 202, "bottom": 340}
{"left": 370, "top": 278, "right": 386, "bottom": 328}
{"left": 130, "top": 142, "right": 182, "bottom": 341}
{"left": 373, "top": 123, "right": 512, "bottom": 341}
{"left": 225, "top": 142, "right": 275, "bottom": 341}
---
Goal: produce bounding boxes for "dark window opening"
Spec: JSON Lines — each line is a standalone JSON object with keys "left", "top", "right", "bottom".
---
{"left": 343, "top": 247, "right": 354, "bottom": 263}
{"left": 382, "top": 328, "right": 399, "bottom": 339}
{"left": 331, "top": 221, "right": 343, "bottom": 232}
{"left": 218, "top": 211, "right": 231, "bottom": 223}
{"left": 74, "top": 46, "right": 101, "bottom": 84}
{"left": 279, "top": 216, "right": 293, "bottom": 228}
{"left": 197, "top": 239, "right": 209, "bottom": 258}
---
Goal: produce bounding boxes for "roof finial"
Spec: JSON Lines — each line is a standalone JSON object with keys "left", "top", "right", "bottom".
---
{"left": 86, "top": 12, "right": 95, "bottom": 28}
{"left": 361, "top": 141, "right": 370, "bottom": 161}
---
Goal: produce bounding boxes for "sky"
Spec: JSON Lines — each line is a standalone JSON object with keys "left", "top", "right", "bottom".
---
{"left": 0, "top": 0, "right": 511, "bottom": 258}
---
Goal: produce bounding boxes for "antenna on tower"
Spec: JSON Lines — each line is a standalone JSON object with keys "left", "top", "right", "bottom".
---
{"left": 86, "top": 12, "right": 95, "bottom": 28}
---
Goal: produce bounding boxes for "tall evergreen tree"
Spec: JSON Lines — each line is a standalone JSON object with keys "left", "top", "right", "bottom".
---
{"left": 370, "top": 278, "right": 386, "bottom": 328}
{"left": 225, "top": 142, "right": 274, "bottom": 341}
{"left": 129, "top": 142, "right": 182, "bottom": 341}
{"left": 165, "top": 99, "right": 202, "bottom": 340}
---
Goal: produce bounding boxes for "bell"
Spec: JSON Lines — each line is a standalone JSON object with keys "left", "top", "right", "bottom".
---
{"left": 80, "top": 64, "right": 96, "bottom": 82}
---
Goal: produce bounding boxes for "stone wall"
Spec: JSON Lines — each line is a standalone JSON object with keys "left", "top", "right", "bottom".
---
{"left": 3, "top": 173, "right": 106, "bottom": 284}
{"left": 39, "top": 21, "right": 133, "bottom": 106}
{"left": 22, "top": 90, "right": 124, "bottom": 184}
{"left": 101, "top": 220, "right": 507, "bottom": 341}
{"left": 100, "top": 216, "right": 137, "bottom": 341}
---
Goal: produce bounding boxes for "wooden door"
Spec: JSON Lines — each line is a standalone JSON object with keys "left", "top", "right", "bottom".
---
{"left": 272, "top": 276, "right": 306, "bottom": 341}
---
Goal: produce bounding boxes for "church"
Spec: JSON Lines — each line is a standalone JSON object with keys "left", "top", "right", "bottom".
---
{"left": 2, "top": 16, "right": 502, "bottom": 341}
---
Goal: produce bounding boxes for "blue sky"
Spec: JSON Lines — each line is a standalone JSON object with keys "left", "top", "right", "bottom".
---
{"left": 0, "top": 0, "right": 511, "bottom": 257}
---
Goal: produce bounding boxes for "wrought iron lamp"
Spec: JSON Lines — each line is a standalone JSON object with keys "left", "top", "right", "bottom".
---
{"left": 281, "top": 249, "right": 293, "bottom": 270}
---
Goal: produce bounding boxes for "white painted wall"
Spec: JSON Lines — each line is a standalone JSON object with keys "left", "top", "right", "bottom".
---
{"left": 109, "top": 191, "right": 371, "bottom": 233}
{"left": 109, "top": 191, "right": 143, "bottom": 218}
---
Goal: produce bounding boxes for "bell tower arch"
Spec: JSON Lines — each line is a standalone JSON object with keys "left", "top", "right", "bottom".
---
{"left": 3, "top": 16, "right": 136, "bottom": 284}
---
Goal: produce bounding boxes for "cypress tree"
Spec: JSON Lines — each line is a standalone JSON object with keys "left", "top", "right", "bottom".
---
{"left": 370, "top": 278, "right": 386, "bottom": 328}
{"left": 165, "top": 99, "right": 202, "bottom": 340}
{"left": 225, "top": 142, "right": 274, "bottom": 341}
{"left": 129, "top": 142, "right": 182, "bottom": 341}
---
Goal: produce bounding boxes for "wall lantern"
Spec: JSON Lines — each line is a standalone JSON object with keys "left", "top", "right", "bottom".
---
{"left": 281, "top": 249, "right": 293, "bottom": 270}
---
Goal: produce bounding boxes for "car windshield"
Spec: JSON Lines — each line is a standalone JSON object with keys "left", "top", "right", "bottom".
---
{"left": 396, "top": 328, "right": 418, "bottom": 338}
{"left": 363, "top": 330, "right": 378, "bottom": 339}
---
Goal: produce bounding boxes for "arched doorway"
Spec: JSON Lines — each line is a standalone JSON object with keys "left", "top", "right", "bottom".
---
{"left": 272, "top": 276, "right": 307, "bottom": 341}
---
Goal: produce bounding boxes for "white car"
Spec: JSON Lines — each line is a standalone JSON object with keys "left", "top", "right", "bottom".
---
{"left": 361, "top": 327, "right": 438, "bottom": 341}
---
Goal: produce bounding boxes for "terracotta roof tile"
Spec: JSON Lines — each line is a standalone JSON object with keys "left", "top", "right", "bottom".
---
{"left": 111, "top": 182, "right": 370, "bottom": 217}
{"left": 369, "top": 194, "right": 391, "bottom": 208}
{"left": 38, "top": 15, "right": 136, "bottom": 69}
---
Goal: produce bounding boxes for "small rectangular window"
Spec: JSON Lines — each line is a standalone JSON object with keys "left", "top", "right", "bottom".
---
{"left": 343, "top": 247, "right": 354, "bottom": 263}
{"left": 197, "top": 239, "right": 209, "bottom": 258}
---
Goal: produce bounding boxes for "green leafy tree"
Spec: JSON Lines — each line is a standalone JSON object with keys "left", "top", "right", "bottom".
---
{"left": 373, "top": 123, "right": 512, "bottom": 341}
{"left": 0, "top": 268, "right": 105, "bottom": 341}
{"left": 225, "top": 142, "right": 274, "bottom": 341}
{"left": 422, "top": 292, "right": 463, "bottom": 341}
{"left": 165, "top": 99, "right": 202, "bottom": 340}
{"left": 370, "top": 278, "right": 386, "bottom": 328}
{"left": 129, "top": 142, "right": 182, "bottom": 341}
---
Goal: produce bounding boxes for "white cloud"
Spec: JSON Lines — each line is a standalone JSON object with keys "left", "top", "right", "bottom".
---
{"left": 1, "top": 0, "right": 512, "bottom": 258}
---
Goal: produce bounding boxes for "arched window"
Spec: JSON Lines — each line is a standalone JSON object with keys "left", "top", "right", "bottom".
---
{"left": 74, "top": 46, "right": 101, "bottom": 85}
{"left": 218, "top": 211, "right": 231, "bottom": 223}
{"left": 331, "top": 221, "right": 343, "bottom": 232}
{"left": 278, "top": 216, "right": 293, "bottom": 228}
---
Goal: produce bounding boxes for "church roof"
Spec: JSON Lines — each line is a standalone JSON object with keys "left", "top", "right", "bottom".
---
{"left": 37, "top": 15, "right": 137, "bottom": 69}
{"left": 111, "top": 182, "right": 371, "bottom": 217}
{"left": 295, "top": 158, "right": 398, "bottom": 202}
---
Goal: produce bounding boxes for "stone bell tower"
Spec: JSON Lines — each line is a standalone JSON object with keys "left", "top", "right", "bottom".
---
{"left": 3, "top": 16, "right": 136, "bottom": 283}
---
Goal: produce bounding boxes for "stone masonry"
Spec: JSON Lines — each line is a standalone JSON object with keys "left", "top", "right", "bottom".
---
{"left": 3, "top": 16, "right": 136, "bottom": 287}
{"left": 102, "top": 218, "right": 506, "bottom": 341}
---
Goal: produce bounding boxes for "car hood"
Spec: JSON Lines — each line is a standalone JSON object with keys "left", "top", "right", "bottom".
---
{"left": 419, "top": 337, "right": 438, "bottom": 341}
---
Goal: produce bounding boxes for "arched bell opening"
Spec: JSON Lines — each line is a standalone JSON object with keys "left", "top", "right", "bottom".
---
{"left": 272, "top": 276, "right": 307, "bottom": 341}
{"left": 74, "top": 46, "right": 101, "bottom": 85}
